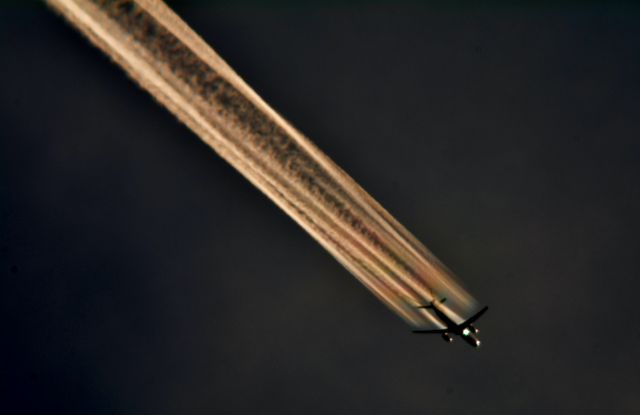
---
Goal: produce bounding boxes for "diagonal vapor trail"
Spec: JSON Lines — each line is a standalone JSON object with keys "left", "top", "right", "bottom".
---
{"left": 47, "top": 0, "right": 481, "bottom": 327}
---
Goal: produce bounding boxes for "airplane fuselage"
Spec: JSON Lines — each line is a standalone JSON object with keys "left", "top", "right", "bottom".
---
{"left": 434, "top": 306, "right": 481, "bottom": 347}
{"left": 413, "top": 300, "right": 488, "bottom": 348}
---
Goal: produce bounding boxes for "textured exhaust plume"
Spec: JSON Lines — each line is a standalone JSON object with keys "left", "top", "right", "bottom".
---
{"left": 47, "top": 0, "right": 480, "bottom": 327}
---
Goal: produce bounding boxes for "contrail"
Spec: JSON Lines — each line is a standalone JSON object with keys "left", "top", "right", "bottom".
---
{"left": 47, "top": 0, "right": 480, "bottom": 327}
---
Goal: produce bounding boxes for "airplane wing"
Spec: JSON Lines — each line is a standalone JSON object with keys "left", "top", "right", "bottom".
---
{"left": 459, "top": 306, "right": 489, "bottom": 328}
{"left": 412, "top": 329, "right": 447, "bottom": 334}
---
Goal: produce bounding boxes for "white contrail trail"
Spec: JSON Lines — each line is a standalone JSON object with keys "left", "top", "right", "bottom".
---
{"left": 47, "top": 0, "right": 480, "bottom": 327}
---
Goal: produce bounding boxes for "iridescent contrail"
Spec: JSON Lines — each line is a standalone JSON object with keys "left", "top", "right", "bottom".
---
{"left": 47, "top": 0, "right": 481, "bottom": 327}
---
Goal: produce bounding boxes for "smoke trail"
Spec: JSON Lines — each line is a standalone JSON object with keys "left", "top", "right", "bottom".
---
{"left": 47, "top": 0, "right": 480, "bottom": 327}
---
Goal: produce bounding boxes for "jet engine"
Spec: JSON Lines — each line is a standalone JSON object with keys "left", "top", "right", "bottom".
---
{"left": 468, "top": 324, "right": 479, "bottom": 334}
{"left": 461, "top": 332, "right": 481, "bottom": 348}
{"left": 441, "top": 333, "right": 453, "bottom": 343}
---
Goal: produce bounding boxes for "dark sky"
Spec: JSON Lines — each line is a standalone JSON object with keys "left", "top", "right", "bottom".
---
{"left": 2, "top": 2, "right": 640, "bottom": 414}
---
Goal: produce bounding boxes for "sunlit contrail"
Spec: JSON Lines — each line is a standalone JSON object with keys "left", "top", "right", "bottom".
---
{"left": 47, "top": 0, "right": 481, "bottom": 327}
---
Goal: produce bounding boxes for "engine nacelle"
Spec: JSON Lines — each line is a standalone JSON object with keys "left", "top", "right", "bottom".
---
{"left": 468, "top": 324, "right": 479, "bottom": 334}
{"left": 441, "top": 333, "right": 453, "bottom": 343}
{"left": 462, "top": 332, "right": 481, "bottom": 348}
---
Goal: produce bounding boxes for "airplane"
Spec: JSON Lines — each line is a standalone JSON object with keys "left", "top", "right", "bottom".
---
{"left": 412, "top": 298, "right": 489, "bottom": 348}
